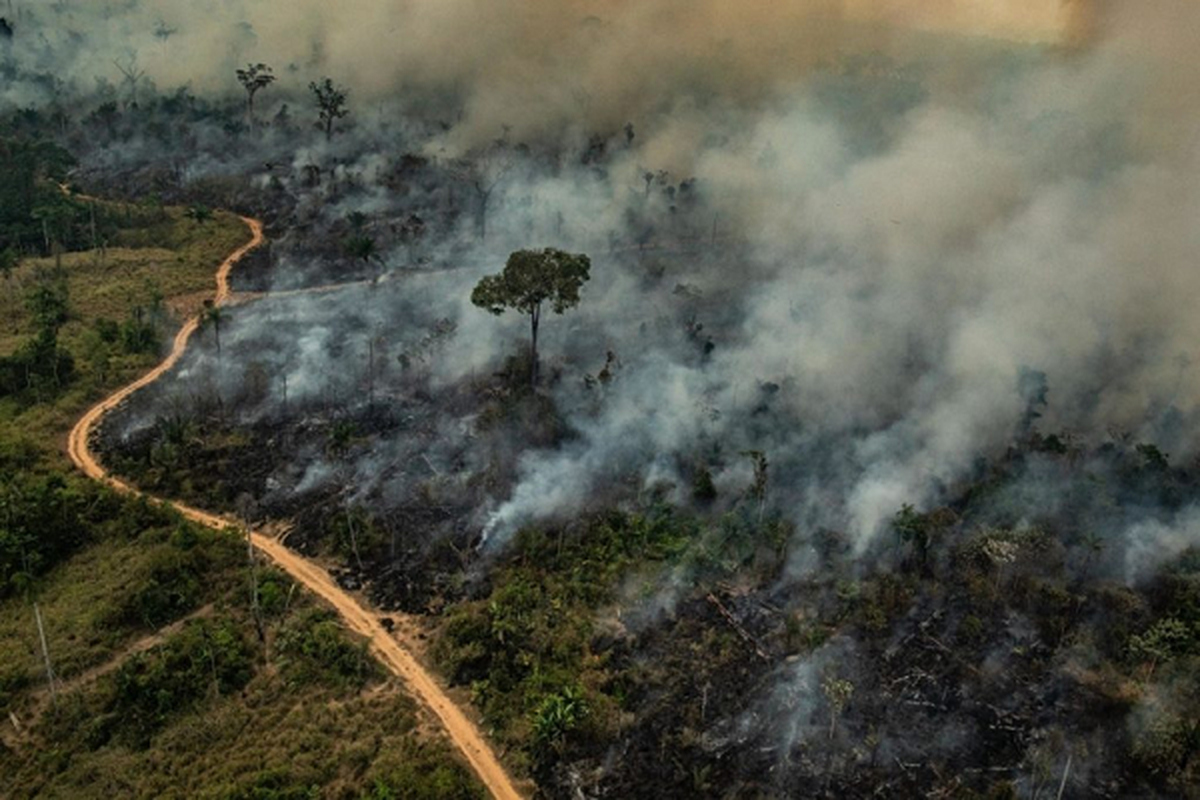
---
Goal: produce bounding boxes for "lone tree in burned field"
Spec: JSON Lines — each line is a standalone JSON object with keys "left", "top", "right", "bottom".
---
{"left": 235, "top": 63, "right": 276, "bottom": 127}
{"left": 309, "top": 77, "right": 350, "bottom": 142}
{"left": 471, "top": 248, "right": 590, "bottom": 387}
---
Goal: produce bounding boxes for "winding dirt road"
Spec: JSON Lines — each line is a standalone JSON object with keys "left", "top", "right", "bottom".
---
{"left": 66, "top": 214, "right": 524, "bottom": 800}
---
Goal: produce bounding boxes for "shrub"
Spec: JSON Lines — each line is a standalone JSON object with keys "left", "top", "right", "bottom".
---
{"left": 109, "top": 617, "right": 252, "bottom": 744}
{"left": 276, "top": 608, "right": 375, "bottom": 688}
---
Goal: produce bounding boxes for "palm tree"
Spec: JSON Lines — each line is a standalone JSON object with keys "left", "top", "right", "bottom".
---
{"left": 202, "top": 302, "right": 224, "bottom": 357}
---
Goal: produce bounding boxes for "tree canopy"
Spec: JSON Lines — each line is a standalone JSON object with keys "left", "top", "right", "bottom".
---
{"left": 235, "top": 63, "right": 276, "bottom": 123}
{"left": 471, "top": 248, "right": 590, "bottom": 318}
{"left": 471, "top": 248, "right": 591, "bottom": 386}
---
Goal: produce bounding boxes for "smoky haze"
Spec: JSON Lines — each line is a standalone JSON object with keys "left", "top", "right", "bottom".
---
{"left": 15, "top": 0, "right": 1200, "bottom": 572}
{"left": 6, "top": 1, "right": 1083, "bottom": 143}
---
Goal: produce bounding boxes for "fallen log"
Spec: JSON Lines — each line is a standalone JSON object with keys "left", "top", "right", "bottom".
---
{"left": 706, "top": 593, "right": 770, "bottom": 661}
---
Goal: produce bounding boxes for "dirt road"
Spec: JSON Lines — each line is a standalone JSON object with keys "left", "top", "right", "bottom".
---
{"left": 66, "top": 213, "right": 524, "bottom": 800}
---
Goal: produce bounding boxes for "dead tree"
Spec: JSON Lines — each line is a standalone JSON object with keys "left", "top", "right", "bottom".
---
{"left": 113, "top": 54, "right": 146, "bottom": 108}
{"left": 451, "top": 142, "right": 514, "bottom": 241}
{"left": 33, "top": 602, "right": 57, "bottom": 708}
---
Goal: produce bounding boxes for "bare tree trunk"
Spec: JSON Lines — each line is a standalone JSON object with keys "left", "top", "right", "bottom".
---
{"left": 89, "top": 203, "right": 99, "bottom": 266}
{"left": 33, "top": 602, "right": 57, "bottom": 708}
{"left": 344, "top": 504, "right": 364, "bottom": 573}
{"left": 202, "top": 626, "right": 222, "bottom": 698}
{"left": 247, "top": 528, "right": 264, "bottom": 644}
{"left": 529, "top": 304, "right": 540, "bottom": 387}
{"left": 1056, "top": 754, "right": 1073, "bottom": 800}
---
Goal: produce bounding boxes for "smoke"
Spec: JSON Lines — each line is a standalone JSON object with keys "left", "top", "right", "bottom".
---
{"left": 5, "top": 1, "right": 1081, "bottom": 143}
{"left": 471, "top": 4, "right": 1200, "bottom": 554}
{"left": 20, "top": 0, "right": 1200, "bottom": 567}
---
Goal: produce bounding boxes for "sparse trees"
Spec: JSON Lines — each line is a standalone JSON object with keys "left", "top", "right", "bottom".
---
{"left": 3, "top": 271, "right": 75, "bottom": 396}
{"left": 185, "top": 204, "right": 212, "bottom": 224}
{"left": 471, "top": 248, "right": 591, "bottom": 387}
{"left": 309, "top": 77, "right": 350, "bottom": 142}
{"left": 235, "top": 63, "right": 275, "bottom": 126}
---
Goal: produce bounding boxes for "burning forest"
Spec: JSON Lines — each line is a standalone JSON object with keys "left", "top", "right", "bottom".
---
{"left": 3, "top": 1, "right": 1200, "bottom": 798}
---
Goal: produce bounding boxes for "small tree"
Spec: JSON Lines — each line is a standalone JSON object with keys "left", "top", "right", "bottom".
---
{"left": 235, "top": 63, "right": 276, "bottom": 126}
{"left": 186, "top": 204, "right": 213, "bottom": 224}
{"left": 822, "top": 675, "right": 854, "bottom": 739}
{"left": 343, "top": 234, "right": 377, "bottom": 264}
{"left": 471, "top": 248, "right": 590, "bottom": 387}
{"left": 309, "top": 77, "right": 350, "bottom": 142}
{"left": 532, "top": 685, "right": 589, "bottom": 765}
{"left": 893, "top": 504, "right": 928, "bottom": 564}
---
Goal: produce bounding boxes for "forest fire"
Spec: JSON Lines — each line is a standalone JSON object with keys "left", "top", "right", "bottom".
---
{"left": 2, "top": 1, "right": 1198, "bottom": 797}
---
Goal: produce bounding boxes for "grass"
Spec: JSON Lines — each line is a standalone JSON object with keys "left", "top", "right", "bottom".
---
{"left": 0, "top": 208, "right": 246, "bottom": 348}
{"left": 0, "top": 535, "right": 192, "bottom": 701}
{"left": 4, "top": 595, "right": 482, "bottom": 799}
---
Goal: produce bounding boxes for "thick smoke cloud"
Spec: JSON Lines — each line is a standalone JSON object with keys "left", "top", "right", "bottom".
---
{"left": 20, "top": 0, "right": 1200, "bottom": 572}
{"left": 5, "top": 1, "right": 1076, "bottom": 143}
{"left": 465, "top": 1, "right": 1200, "bottom": 553}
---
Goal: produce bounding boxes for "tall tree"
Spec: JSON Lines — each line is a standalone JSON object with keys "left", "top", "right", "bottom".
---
{"left": 309, "top": 77, "right": 349, "bottom": 142}
{"left": 471, "top": 248, "right": 590, "bottom": 387}
{"left": 235, "top": 63, "right": 276, "bottom": 127}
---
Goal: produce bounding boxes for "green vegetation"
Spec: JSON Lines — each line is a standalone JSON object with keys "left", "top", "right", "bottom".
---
{"left": 0, "top": 196, "right": 247, "bottom": 467}
{"left": 425, "top": 443, "right": 1200, "bottom": 795}
{"left": 5, "top": 586, "right": 481, "bottom": 799}
{"left": 434, "top": 507, "right": 784, "bottom": 775}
